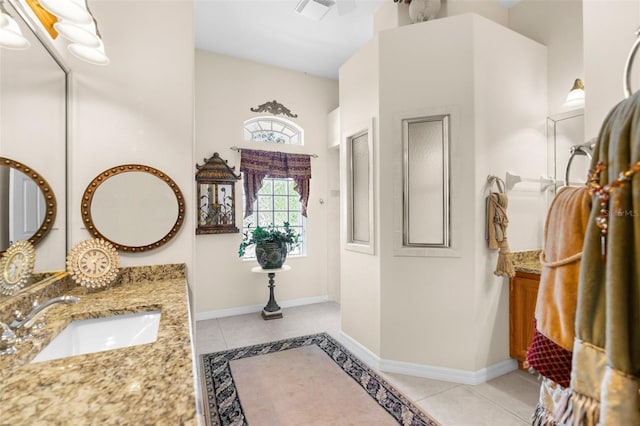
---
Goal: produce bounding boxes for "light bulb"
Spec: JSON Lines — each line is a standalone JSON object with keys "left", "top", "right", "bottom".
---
{"left": 68, "top": 38, "right": 109, "bottom": 65}
{"left": 54, "top": 20, "right": 100, "bottom": 47}
{"left": 0, "top": 15, "right": 30, "bottom": 50}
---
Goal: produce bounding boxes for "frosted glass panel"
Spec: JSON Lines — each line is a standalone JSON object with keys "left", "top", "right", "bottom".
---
{"left": 351, "top": 133, "right": 370, "bottom": 243}
{"left": 403, "top": 115, "right": 449, "bottom": 247}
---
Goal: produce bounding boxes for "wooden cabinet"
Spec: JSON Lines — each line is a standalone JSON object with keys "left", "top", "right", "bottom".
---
{"left": 509, "top": 271, "right": 540, "bottom": 370}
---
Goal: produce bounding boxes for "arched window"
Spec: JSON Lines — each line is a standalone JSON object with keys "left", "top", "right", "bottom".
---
{"left": 243, "top": 116, "right": 304, "bottom": 145}
{"left": 240, "top": 116, "right": 306, "bottom": 258}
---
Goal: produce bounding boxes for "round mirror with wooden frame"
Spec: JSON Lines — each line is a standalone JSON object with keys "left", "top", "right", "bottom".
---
{"left": 81, "top": 164, "right": 185, "bottom": 252}
{"left": 0, "top": 157, "right": 57, "bottom": 255}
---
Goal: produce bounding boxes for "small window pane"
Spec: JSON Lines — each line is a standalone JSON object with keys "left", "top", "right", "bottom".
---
{"left": 289, "top": 195, "right": 300, "bottom": 209}
{"left": 274, "top": 196, "right": 287, "bottom": 211}
{"left": 258, "top": 181, "right": 272, "bottom": 195}
{"left": 258, "top": 211, "right": 273, "bottom": 226}
{"left": 258, "top": 196, "right": 272, "bottom": 211}
{"left": 289, "top": 212, "right": 300, "bottom": 226}
{"left": 274, "top": 211, "right": 287, "bottom": 226}
{"left": 274, "top": 180, "right": 287, "bottom": 195}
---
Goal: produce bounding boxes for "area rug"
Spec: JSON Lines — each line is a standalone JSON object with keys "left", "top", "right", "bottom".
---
{"left": 200, "top": 332, "right": 440, "bottom": 426}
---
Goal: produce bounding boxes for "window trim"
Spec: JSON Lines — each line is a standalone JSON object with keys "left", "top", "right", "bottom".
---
{"left": 241, "top": 176, "right": 307, "bottom": 259}
{"left": 345, "top": 119, "right": 374, "bottom": 255}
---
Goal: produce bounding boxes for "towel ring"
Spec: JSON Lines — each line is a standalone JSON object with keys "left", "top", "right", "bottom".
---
{"left": 623, "top": 27, "right": 640, "bottom": 98}
{"left": 564, "top": 143, "right": 594, "bottom": 186}
{"left": 487, "top": 175, "right": 505, "bottom": 193}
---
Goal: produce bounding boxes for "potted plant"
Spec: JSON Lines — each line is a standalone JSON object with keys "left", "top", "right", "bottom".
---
{"left": 238, "top": 222, "right": 300, "bottom": 269}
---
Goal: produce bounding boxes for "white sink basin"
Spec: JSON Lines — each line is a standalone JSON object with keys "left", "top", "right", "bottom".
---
{"left": 31, "top": 310, "right": 161, "bottom": 363}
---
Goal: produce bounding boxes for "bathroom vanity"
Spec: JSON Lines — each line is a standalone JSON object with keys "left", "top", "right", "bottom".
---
{"left": 0, "top": 264, "right": 199, "bottom": 424}
{"left": 509, "top": 251, "right": 542, "bottom": 370}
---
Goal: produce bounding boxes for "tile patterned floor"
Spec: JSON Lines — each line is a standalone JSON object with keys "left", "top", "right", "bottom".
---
{"left": 196, "top": 302, "right": 539, "bottom": 425}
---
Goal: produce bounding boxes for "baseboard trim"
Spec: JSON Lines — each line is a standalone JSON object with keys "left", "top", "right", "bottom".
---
{"left": 195, "top": 295, "right": 329, "bottom": 321}
{"left": 338, "top": 331, "right": 517, "bottom": 385}
{"left": 338, "top": 331, "right": 381, "bottom": 370}
{"left": 379, "top": 357, "right": 518, "bottom": 385}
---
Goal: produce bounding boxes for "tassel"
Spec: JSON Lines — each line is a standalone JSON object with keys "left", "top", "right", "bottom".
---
{"left": 494, "top": 237, "right": 515, "bottom": 277}
{"left": 532, "top": 402, "right": 559, "bottom": 426}
{"left": 556, "top": 390, "right": 600, "bottom": 426}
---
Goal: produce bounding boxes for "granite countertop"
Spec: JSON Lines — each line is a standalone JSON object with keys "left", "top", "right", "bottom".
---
{"left": 0, "top": 264, "right": 198, "bottom": 425}
{"left": 511, "top": 250, "right": 542, "bottom": 274}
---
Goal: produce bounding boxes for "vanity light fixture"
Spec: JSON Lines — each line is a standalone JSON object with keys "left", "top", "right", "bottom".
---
{"left": 564, "top": 78, "right": 585, "bottom": 108}
{"left": 0, "top": 1, "right": 30, "bottom": 50}
{"left": 38, "top": 0, "right": 109, "bottom": 65}
{"left": 38, "top": 0, "right": 92, "bottom": 24}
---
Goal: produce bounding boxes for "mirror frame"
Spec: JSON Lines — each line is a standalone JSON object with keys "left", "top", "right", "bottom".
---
{"left": 0, "top": 157, "right": 57, "bottom": 255}
{"left": 81, "top": 164, "right": 186, "bottom": 252}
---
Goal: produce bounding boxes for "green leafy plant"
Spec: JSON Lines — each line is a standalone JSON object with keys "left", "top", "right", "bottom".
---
{"left": 238, "top": 222, "right": 300, "bottom": 257}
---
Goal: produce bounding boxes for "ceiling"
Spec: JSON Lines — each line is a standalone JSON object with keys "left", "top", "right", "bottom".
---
{"left": 194, "top": 0, "right": 386, "bottom": 80}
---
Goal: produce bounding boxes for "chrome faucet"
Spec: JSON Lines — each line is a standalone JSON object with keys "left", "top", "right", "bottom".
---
{"left": 9, "top": 295, "right": 80, "bottom": 340}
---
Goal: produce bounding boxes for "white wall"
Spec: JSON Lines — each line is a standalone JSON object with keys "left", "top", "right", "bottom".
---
{"left": 444, "top": 0, "right": 509, "bottom": 26}
{"left": 194, "top": 51, "right": 338, "bottom": 315}
{"left": 67, "top": 1, "right": 195, "bottom": 278}
{"left": 374, "top": 0, "right": 508, "bottom": 34}
{"left": 508, "top": 0, "right": 583, "bottom": 117}
{"left": 583, "top": 0, "right": 640, "bottom": 138}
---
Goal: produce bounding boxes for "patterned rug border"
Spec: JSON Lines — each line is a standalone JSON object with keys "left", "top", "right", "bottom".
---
{"left": 200, "top": 332, "right": 440, "bottom": 426}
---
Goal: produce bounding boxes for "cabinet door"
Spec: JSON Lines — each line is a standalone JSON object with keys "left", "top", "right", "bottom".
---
{"left": 509, "top": 274, "right": 540, "bottom": 368}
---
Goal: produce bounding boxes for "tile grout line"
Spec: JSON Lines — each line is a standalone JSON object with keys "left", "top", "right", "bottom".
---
{"left": 412, "top": 383, "right": 463, "bottom": 404}
{"left": 465, "top": 384, "right": 536, "bottom": 423}
{"left": 216, "top": 318, "right": 229, "bottom": 350}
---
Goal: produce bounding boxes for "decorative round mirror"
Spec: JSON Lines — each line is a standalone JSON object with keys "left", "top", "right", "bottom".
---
{"left": 0, "top": 157, "right": 57, "bottom": 255}
{"left": 81, "top": 164, "right": 185, "bottom": 252}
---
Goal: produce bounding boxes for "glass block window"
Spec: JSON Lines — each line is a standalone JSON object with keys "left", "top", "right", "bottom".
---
{"left": 242, "top": 177, "right": 306, "bottom": 258}
{"left": 243, "top": 116, "right": 303, "bottom": 145}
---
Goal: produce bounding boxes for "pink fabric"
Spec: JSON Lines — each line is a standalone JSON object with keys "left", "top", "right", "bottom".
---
{"left": 240, "top": 149, "right": 312, "bottom": 217}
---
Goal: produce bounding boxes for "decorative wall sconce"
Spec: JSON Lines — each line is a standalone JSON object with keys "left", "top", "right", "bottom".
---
{"left": 0, "top": 1, "right": 30, "bottom": 49}
{"left": 195, "top": 153, "right": 241, "bottom": 235}
{"left": 564, "top": 78, "right": 585, "bottom": 108}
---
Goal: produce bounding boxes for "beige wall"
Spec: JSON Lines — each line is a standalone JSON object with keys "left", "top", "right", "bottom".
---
{"left": 341, "top": 13, "right": 546, "bottom": 373}
{"left": 471, "top": 17, "right": 547, "bottom": 369}
{"left": 194, "top": 51, "right": 338, "bottom": 315}
{"left": 339, "top": 40, "right": 382, "bottom": 355}
{"left": 68, "top": 1, "right": 195, "bottom": 278}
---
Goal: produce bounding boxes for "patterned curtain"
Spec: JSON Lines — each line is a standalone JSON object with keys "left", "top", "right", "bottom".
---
{"left": 239, "top": 148, "right": 312, "bottom": 218}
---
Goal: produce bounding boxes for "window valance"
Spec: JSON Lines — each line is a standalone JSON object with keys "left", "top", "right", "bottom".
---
{"left": 240, "top": 148, "right": 312, "bottom": 218}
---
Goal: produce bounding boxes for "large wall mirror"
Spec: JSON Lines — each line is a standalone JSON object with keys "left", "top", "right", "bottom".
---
{"left": 0, "top": 0, "right": 68, "bottom": 299}
{"left": 0, "top": 157, "right": 56, "bottom": 252}
{"left": 81, "top": 165, "right": 186, "bottom": 252}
